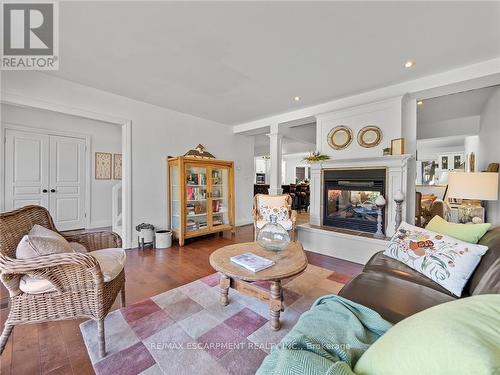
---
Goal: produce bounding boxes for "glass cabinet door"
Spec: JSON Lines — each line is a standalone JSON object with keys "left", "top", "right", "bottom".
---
{"left": 170, "top": 164, "right": 180, "bottom": 231}
{"left": 185, "top": 165, "right": 208, "bottom": 233}
{"left": 210, "top": 166, "right": 230, "bottom": 228}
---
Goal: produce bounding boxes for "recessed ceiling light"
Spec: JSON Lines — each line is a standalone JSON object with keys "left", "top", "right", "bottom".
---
{"left": 404, "top": 60, "right": 415, "bottom": 68}
{"left": 417, "top": 100, "right": 423, "bottom": 106}
{"left": 293, "top": 96, "right": 301, "bottom": 101}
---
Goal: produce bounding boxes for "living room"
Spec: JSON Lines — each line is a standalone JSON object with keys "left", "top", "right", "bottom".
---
{"left": 1, "top": 2, "right": 499, "bottom": 375}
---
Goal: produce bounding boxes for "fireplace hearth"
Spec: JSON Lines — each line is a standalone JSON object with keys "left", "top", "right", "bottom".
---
{"left": 323, "top": 169, "right": 386, "bottom": 234}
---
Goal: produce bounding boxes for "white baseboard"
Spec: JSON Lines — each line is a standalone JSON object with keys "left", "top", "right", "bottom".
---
{"left": 236, "top": 217, "right": 253, "bottom": 226}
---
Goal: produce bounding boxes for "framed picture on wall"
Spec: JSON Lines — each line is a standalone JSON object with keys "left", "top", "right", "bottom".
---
{"left": 114, "top": 153, "right": 122, "bottom": 180}
{"left": 95, "top": 152, "right": 112, "bottom": 180}
{"left": 441, "top": 155, "right": 449, "bottom": 170}
{"left": 390, "top": 138, "right": 405, "bottom": 155}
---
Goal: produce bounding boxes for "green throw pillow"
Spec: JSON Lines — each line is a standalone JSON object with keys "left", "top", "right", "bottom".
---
{"left": 354, "top": 295, "right": 500, "bottom": 375}
{"left": 426, "top": 215, "right": 491, "bottom": 244}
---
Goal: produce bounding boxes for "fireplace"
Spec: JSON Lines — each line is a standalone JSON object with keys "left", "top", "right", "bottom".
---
{"left": 323, "top": 169, "right": 386, "bottom": 233}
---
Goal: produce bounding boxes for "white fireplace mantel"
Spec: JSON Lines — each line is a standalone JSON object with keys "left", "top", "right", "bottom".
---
{"left": 309, "top": 154, "right": 412, "bottom": 237}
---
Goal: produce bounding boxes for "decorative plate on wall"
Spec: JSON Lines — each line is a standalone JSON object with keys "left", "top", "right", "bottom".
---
{"left": 357, "top": 126, "right": 383, "bottom": 148}
{"left": 327, "top": 126, "right": 353, "bottom": 150}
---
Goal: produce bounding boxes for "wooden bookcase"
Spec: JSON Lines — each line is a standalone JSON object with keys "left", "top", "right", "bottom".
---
{"left": 167, "top": 156, "right": 235, "bottom": 246}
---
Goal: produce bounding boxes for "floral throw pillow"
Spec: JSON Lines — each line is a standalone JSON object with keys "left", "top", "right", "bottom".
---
{"left": 383, "top": 222, "right": 488, "bottom": 296}
{"left": 259, "top": 205, "right": 289, "bottom": 222}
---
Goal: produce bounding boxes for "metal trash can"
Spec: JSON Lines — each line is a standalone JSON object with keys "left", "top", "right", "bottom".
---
{"left": 136, "top": 223, "right": 155, "bottom": 249}
{"left": 156, "top": 230, "right": 172, "bottom": 249}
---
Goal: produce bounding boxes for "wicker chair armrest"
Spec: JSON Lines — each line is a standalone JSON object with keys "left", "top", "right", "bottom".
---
{"left": 0, "top": 252, "right": 98, "bottom": 274}
{"left": 0, "top": 252, "right": 102, "bottom": 297}
{"left": 62, "top": 231, "right": 122, "bottom": 252}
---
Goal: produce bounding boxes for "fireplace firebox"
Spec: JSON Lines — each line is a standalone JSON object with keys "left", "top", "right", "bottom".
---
{"left": 323, "top": 169, "right": 386, "bottom": 233}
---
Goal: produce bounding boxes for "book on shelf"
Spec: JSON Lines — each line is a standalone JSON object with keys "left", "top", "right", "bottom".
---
{"left": 213, "top": 218, "right": 223, "bottom": 226}
{"left": 230, "top": 253, "right": 275, "bottom": 272}
{"left": 186, "top": 173, "right": 206, "bottom": 186}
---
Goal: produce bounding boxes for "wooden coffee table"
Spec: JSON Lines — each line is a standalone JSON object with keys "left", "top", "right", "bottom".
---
{"left": 209, "top": 241, "right": 308, "bottom": 330}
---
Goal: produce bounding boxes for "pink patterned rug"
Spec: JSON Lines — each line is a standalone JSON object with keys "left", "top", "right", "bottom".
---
{"left": 80, "top": 264, "right": 356, "bottom": 375}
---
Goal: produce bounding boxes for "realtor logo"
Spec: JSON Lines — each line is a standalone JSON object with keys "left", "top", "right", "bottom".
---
{"left": 1, "top": 1, "right": 59, "bottom": 70}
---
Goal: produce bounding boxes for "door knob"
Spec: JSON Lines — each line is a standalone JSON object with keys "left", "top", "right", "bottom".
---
{"left": 50, "top": 189, "right": 56, "bottom": 193}
{"left": 42, "top": 189, "right": 48, "bottom": 193}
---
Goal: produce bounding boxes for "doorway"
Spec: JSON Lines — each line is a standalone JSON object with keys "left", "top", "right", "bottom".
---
{"left": 4, "top": 128, "right": 88, "bottom": 231}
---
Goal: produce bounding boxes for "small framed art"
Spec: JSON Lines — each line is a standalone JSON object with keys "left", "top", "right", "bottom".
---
{"left": 390, "top": 138, "right": 405, "bottom": 155}
{"left": 95, "top": 152, "right": 112, "bottom": 180}
{"left": 114, "top": 153, "right": 122, "bottom": 180}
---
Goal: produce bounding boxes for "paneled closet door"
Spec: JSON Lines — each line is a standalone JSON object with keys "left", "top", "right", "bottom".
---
{"left": 5, "top": 129, "right": 50, "bottom": 210}
{"left": 49, "top": 135, "right": 86, "bottom": 231}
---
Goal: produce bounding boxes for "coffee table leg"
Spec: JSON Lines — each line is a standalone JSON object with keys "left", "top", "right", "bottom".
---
{"left": 269, "top": 281, "right": 283, "bottom": 331}
{"left": 219, "top": 274, "right": 230, "bottom": 306}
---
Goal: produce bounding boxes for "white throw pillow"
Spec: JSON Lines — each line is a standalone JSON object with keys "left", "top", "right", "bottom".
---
{"left": 383, "top": 222, "right": 488, "bottom": 296}
{"left": 16, "top": 224, "right": 73, "bottom": 259}
{"left": 69, "top": 242, "right": 88, "bottom": 253}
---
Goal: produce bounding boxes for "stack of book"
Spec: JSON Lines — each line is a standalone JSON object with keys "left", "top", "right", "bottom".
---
{"left": 230, "top": 253, "right": 275, "bottom": 272}
{"left": 186, "top": 219, "right": 198, "bottom": 231}
{"left": 212, "top": 217, "right": 223, "bottom": 226}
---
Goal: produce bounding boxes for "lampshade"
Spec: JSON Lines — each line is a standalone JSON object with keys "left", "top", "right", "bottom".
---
{"left": 447, "top": 172, "right": 499, "bottom": 201}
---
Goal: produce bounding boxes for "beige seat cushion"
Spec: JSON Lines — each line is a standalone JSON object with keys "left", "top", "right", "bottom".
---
{"left": 16, "top": 224, "right": 73, "bottom": 259}
{"left": 256, "top": 219, "right": 293, "bottom": 231}
{"left": 19, "top": 248, "right": 126, "bottom": 294}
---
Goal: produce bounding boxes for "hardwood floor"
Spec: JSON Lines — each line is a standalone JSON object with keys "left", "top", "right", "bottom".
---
{"left": 0, "top": 225, "right": 362, "bottom": 375}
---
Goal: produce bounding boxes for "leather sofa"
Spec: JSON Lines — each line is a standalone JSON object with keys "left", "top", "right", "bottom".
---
{"left": 338, "top": 226, "right": 500, "bottom": 323}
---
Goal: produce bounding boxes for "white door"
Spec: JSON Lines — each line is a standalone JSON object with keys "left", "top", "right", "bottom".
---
{"left": 4, "top": 129, "right": 86, "bottom": 230}
{"left": 5, "top": 129, "right": 50, "bottom": 210}
{"left": 49, "top": 135, "right": 86, "bottom": 230}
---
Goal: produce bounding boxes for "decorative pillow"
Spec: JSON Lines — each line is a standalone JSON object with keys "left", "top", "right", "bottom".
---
{"left": 383, "top": 222, "right": 488, "bottom": 296}
{"left": 426, "top": 215, "right": 491, "bottom": 244}
{"left": 16, "top": 224, "right": 73, "bottom": 259}
{"left": 69, "top": 242, "right": 88, "bottom": 253}
{"left": 259, "top": 205, "right": 289, "bottom": 222}
{"left": 354, "top": 295, "right": 500, "bottom": 375}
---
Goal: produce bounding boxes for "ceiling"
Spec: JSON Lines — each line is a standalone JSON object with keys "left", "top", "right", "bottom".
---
{"left": 253, "top": 122, "right": 316, "bottom": 155}
{"left": 48, "top": 2, "right": 500, "bottom": 125}
{"left": 417, "top": 85, "right": 498, "bottom": 125}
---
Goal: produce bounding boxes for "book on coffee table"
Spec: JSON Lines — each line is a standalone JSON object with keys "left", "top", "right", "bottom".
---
{"left": 230, "top": 252, "right": 275, "bottom": 272}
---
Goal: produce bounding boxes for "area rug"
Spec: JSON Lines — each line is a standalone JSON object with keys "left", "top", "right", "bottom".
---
{"left": 80, "top": 264, "right": 353, "bottom": 375}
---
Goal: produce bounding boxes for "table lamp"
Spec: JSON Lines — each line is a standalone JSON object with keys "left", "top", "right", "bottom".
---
{"left": 446, "top": 172, "right": 499, "bottom": 223}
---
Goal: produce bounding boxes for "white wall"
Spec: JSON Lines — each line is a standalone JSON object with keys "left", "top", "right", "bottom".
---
{"left": 478, "top": 87, "right": 500, "bottom": 224}
{"left": 464, "top": 135, "right": 480, "bottom": 172}
{"left": 417, "top": 144, "right": 465, "bottom": 161}
{"left": 316, "top": 97, "right": 403, "bottom": 159}
{"left": 283, "top": 154, "right": 309, "bottom": 184}
{"left": 1, "top": 72, "right": 255, "bottom": 244}
{"left": 2, "top": 103, "right": 122, "bottom": 228}
{"left": 417, "top": 115, "right": 480, "bottom": 139}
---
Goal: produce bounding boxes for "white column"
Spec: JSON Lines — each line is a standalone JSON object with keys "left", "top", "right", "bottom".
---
{"left": 268, "top": 123, "right": 283, "bottom": 195}
{"left": 309, "top": 163, "right": 322, "bottom": 225}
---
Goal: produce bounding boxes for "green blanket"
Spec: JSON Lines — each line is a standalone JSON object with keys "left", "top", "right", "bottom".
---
{"left": 256, "top": 295, "right": 392, "bottom": 375}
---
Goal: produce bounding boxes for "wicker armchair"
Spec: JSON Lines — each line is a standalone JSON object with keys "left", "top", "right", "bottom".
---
{"left": 252, "top": 194, "right": 297, "bottom": 241}
{"left": 0, "top": 205, "right": 125, "bottom": 358}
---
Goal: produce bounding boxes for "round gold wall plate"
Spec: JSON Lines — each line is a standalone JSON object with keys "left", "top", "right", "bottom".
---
{"left": 357, "top": 126, "right": 383, "bottom": 148}
{"left": 327, "top": 126, "right": 353, "bottom": 150}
